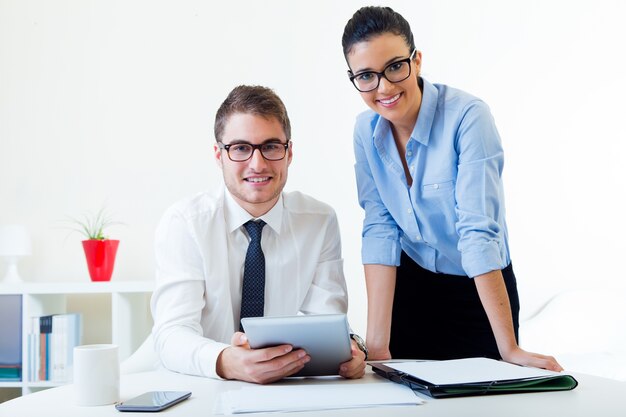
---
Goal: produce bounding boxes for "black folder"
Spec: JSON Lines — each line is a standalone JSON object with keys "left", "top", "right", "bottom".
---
{"left": 371, "top": 358, "right": 578, "bottom": 399}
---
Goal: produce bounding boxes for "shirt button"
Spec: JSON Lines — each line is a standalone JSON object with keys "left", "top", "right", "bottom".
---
{"left": 407, "top": 208, "right": 412, "bottom": 214}
{"left": 433, "top": 183, "right": 439, "bottom": 189}
{"left": 410, "top": 165, "right": 415, "bottom": 170}
{"left": 407, "top": 151, "right": 413, "bottom": 157}
{"left": 415, "top": 235, "right": 421, "bottom": 241}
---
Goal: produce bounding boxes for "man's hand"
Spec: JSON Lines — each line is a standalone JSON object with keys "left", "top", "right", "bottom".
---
{"left": 216, "top": 332, "right": 310, "bottom": 384}
{"left": 339, "top": 340, "right": 367, "bottom": 379}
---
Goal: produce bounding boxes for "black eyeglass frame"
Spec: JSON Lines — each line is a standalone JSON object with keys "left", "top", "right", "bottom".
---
{"left": 217, "top": 140, "right": 291, "bottom": 162}
{"left": 348, "top": 49, "right": 417, "bottom": 92}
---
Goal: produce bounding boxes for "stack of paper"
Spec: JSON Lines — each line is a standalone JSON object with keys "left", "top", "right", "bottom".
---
{"left": 390, "top": 357, "right": 560, "bottom": 385}
{"left": 216, "top": 382, "right": 422, "bottom": 414}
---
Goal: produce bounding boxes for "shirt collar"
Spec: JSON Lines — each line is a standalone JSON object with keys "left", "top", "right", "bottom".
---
{"left": 413, "top": 78, "right": 438, "bottom": 146}
{"left": 372, "top": 77, "right": 439, "bottom": 147}
{"left": 224, "top": 189, "right": 283, "bottom": 234}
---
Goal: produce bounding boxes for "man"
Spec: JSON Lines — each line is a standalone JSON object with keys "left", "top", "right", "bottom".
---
{"left": 151, "top": 85, "right": 366, "bottom": 383}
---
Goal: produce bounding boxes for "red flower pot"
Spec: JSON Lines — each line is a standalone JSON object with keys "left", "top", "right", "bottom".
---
{"left": 82, "top": 239, "right": 119, "bottom": 282}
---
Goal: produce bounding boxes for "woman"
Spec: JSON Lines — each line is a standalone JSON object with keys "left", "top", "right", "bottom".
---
{"left": 342, "top": 6, "right": 562, "bottom": 370}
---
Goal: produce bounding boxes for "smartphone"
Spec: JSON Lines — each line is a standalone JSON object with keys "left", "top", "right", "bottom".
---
{"left": 115, "top": 391, "right": 192, "bottom": 412}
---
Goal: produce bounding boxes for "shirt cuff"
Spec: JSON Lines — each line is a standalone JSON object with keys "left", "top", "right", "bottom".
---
{"left": 461, "top": 241, "right": 506, "bottom": 278}
{"left": 361, "top": 236, "right": 402, "bottom": 266}
{"left": 198, "top": 341, "right": 230, "bottom": 379}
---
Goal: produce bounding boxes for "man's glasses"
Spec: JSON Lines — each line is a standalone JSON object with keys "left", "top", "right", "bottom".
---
{"left": 218, "top": 141, "right": 290, "bottom": 162}
{"left": 348, "top": 49, "right": 417, "bottom": 92}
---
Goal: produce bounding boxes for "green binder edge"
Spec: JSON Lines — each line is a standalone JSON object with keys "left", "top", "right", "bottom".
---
{"left": 371, "top": 362, "right": 579, "bottom": 399}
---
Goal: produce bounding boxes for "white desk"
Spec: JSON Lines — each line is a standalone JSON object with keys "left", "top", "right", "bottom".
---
{"left": 1, "top": 369, "right": 624, "bottom": 417}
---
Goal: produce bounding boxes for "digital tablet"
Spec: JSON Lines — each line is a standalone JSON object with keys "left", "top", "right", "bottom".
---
{"left": 241, "top": 314, "right": 352, "bottom": 376}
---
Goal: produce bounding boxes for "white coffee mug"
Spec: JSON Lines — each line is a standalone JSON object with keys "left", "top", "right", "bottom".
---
{"left": 73, "top": 344, "right": 120, "bottom": 406}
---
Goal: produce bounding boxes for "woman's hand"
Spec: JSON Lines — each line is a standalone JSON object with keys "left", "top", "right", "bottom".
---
{"left": 364, "top": 264, "right": 397, "bottom": 362}
{"left": 501, "top": 345, "right": 563, "bottom": 372}
{"left": 366, "top": 344, "right": 392, "bottom": 361}
{"left": 474, "top": 270, "right": 563, "bottom": 372}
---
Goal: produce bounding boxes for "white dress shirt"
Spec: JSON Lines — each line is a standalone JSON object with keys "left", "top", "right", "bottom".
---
{"left": 151, "top": 187, "right": 348, "bottom": 378}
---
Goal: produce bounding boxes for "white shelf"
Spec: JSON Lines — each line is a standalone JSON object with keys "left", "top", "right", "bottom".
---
{"left": 0, "top": 381, "right": 23, "bottom": 388}
{"left": 0, "top": 280, "right": 154, "bottom": 295}
{"left": 0, "top": 280, "right": 154, "bottom": 396}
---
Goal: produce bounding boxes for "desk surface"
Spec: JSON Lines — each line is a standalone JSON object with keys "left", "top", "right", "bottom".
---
{"left": 1, "top": 369, "right": 624, "bottom": 417}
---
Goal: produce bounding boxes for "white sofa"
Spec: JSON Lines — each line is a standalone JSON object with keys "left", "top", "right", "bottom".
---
{"left": 519, "top": 288, "right": 626, "bottom": 381}
{"left": 123, "top": 289, "right": 626, "bottom": 381}
{"left": 120, "top": 334, "right": 160, "bottom": 375}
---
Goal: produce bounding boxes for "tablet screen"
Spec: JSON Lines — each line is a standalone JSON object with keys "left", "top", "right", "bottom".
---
{"left": 241, "top": 314, "right": 352, "bottom": 376}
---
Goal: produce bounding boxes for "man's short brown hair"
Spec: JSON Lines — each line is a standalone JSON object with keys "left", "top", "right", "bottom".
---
{"left": 214, "top": 85, "right": 291, "bottom": 142}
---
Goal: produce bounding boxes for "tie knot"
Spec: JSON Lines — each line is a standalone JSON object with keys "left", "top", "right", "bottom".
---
{"left": 244, "top": 220, "right": 266, "bottom": 242}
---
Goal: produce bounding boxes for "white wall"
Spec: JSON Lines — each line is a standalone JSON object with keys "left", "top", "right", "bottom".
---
{"left": 1, "top": 0, "right": 625, "bottom": 336}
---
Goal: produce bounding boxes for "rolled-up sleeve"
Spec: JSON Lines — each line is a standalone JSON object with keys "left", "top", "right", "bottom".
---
{"left": 454, "top": 101, "right": 509, "bottom": 277}
{"left": 150, "top": 207, "right": 228, "bottom": 379}
{"left": 354, "top": 125, "right": 402, "bottom": 266}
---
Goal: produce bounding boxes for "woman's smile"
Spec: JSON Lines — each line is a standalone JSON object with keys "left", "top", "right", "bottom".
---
{"left": 377, "top": 93, "right": 402, "bottom": 107}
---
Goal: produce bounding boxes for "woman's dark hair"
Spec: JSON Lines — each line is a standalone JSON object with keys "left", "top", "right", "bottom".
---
{"left": 342, "top": 6, "right": 416, "bottom": 57}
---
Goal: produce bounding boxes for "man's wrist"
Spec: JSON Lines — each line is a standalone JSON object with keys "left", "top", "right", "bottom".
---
{"left": 350, "top": 333, "right": 368, "bottom": 360}
{"left": 215, "top": 349, "right": 226, "bottom": 379}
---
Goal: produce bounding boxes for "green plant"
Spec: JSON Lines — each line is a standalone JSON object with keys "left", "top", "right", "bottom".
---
{"left": 67, "top": 208, "right": 122, "bottom": 240}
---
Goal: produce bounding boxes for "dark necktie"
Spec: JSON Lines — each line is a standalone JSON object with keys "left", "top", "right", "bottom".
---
{"left": 239, "top": 220, "right": 266, "bottom": 331}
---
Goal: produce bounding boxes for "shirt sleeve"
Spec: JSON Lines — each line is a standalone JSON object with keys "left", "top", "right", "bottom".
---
{"left": 354, "top": 121, "right": 403, "bottom": 266}
{"left": 299, "top": 210, "right": 349, "bottom": 315}
{"left": 454, "top": 100, "right": 509, "bottom": 277}
{"left": 150, "top": 207, "right": 229, "bottom": 379}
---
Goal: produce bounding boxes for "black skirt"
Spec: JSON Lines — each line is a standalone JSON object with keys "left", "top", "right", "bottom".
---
{"left": 388, "top": 252, "right": 520, "bottom": 360}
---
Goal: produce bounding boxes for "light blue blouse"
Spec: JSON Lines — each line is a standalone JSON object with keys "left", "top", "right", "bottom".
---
{"left": 354, "top": 78, "right": 510, "bottom": 278}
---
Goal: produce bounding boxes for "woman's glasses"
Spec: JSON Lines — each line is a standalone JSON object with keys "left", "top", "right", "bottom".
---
{"left": 348, "top": 49, "right": 417, "bottom": 92}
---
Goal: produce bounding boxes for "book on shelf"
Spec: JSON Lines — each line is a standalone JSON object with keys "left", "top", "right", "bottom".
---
{"left": 28, "top": 313, "right": 82, "bottom": 383}
{"left": 39, "top": 315, "right": 52, "bottom": 381}
{"left": 51, "top": 314, "right": 81, "bottom": 381}
{"left": 28, "top": 316, "right": 39, "bottom": 382}
{"left": 0, "top": 365, "right": 21, "bottom": 381}
{"left": 0, "top": 294, "right": 22, "bottom": 381}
